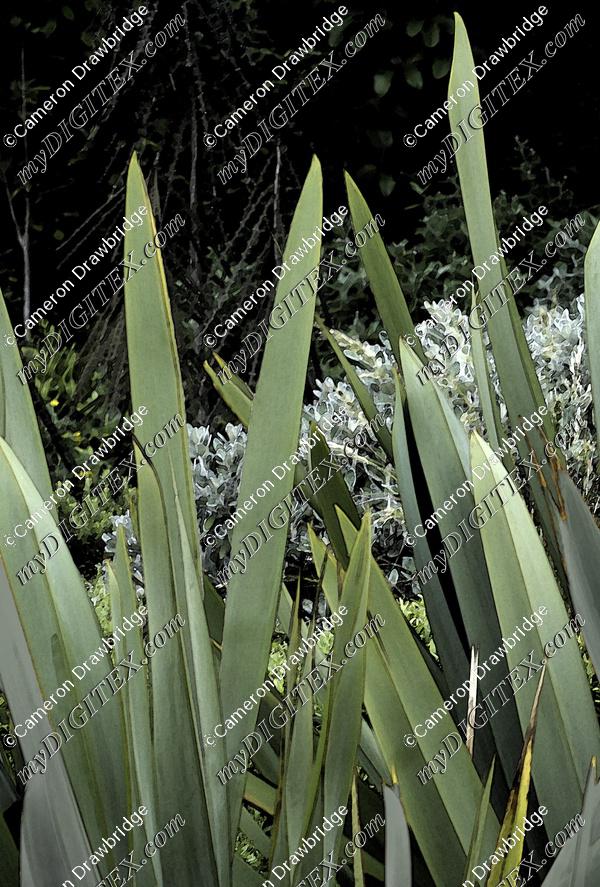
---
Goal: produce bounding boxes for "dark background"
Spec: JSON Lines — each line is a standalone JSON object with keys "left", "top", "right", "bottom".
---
{"left": 0, "top": 0, "right": 597, "bottom": 420}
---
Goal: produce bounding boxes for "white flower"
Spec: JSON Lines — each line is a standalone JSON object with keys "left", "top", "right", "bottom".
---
{"left": 103, "top": 290, "right": 598, "bottom": 594}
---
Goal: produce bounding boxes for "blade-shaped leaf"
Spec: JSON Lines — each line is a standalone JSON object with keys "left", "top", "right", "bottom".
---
{"left": 344, "top": 172, "right": 423, "bottom": 367}
{"left": 448, "top": 13, "right": 563, "bottom": 577}
{"left": 307, "top": 423, "right": 361, "bottom": 565}
{"left": 310, "top": 517, "right": 501, "bottom": 884}
{"left": 219, "top": 157, "right": 323, "bottom": 840}
{"left": 124, "top": 153, "right": 220, "bottom": 881}
{"left": 384, "top": 783, "right": 411, "bottom": 887}
{"left": 542, "top": 761, "right": 598, "bottom": 885}
{"left": 487, "top": 669, "right": 545, "bottom": 887}
{"left": 351, "top": 775, "right": 366, "bottom": 887}
{"left": 0, "top": 439, "right": 129, "bottom": 866}
{"left": 108, "top": 529, "right": 163, "bottom": 885}
{"left": 554, "top": 469, "right": 600, "bottom": 679}
{"left": 392, "top": 370, "right": 465, "bottom": 700}
{"left": 322, "top": 515, "right": 371, "bottom": 865}
{"left": 0, "top": 562, "right": 103, "bottom": 885}
{"left": 315, "top": 315, "right": 393, "bottom": 459}
{"left": 471, "top": 433, "right": 600, "bottom": 835}
{"left": 468, "top": 289, "right": 503, "bottom": 452}
{"left": 204, "top": 355, "right": 252, "bottom": 426}
{"left": 400, "top": 340, "right": 521, "bottom": 790}
{"left": 463, "top": 761, "right": 495, "bottom": 883}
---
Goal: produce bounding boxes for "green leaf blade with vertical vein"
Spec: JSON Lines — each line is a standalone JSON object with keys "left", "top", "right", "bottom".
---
{"left": 448, "top": 13, "right": 563, "bottom": 575}
{"left": 344, "top": 173, "right": 423, "bottom": 367}
{"left": 471, "top": 432, "right": 600, "bottom": 836}
{"left": 219, "top": 157, "right": 324, "bottom": 841}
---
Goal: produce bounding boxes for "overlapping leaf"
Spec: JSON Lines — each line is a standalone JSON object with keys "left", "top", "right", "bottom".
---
{"left": 218, "top": 157, "right": 324, "bottom": 841}
{"left": 471, "top": 433, "right": 600, "bottom": 835}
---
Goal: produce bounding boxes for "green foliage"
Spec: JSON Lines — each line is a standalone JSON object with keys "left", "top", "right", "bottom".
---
{"left": 17, "top": 324, "right": 132, "bottom": 575}
{"left": 399, "top": 597, "right": 436, "bottom": 655}
{"left": 325, "top": 141, "right": 598, "bottom": 349}
{"left": 20, "top": 323, "right": 118, "bottom": 467}
{"left": 1, "top": 16, "right": 600, "bottom": 885}
{"left": 403, "top": 14, "right": 453, "bottom": 86}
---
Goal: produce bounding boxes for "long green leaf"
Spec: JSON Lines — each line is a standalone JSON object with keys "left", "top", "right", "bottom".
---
{"left": 542, "top": 761, "right": 598, "bottom": 885}
{"left": 315, "top": 315, "right": 393, "bottom": 459}
{"left": 109, "top": 529, "right": 163, "bottom": 885}
{"left": 471, "top": 433, "right": 600, "bottom": 836}
{"left": 487, "top": 670, "right": 545, "bottom": 887}
{"left": 391, "top": 370, "right": 465, "bottom": 700}
{"left": 448, "top": 13, "right": 563, "bottom": 577}
{"left": 174, "top": 489, "right": 232, "bottom": 886}
{"left": 0, "top": 439, "right": 129, "bottom": 870}
{"left": 344, "top": 173, "right": 423, "bottom": 367}
{"left": 0, "top": 561, "right": 105, "bottom": 885}
{"left": 204, "top": 355, "right": 253, "bottom": 426}
{"left": 463, "top": 761, "right": 495, "bottom": 885}
{"left": 468, "top": 289, "right": 503, "bottom": 452}
{"left": 310, "top": 517, "right": 500, "bottom": 885}
{"left": 554, "top": 470, "right": 600, "bottom": 679}
{"left": 308, "top": 423, "right": 361, "bottom": 564}
{"left": 322, "top": 515, "right": 371, "bottom": 866}
{"left": 384, "top": 784, "right": 411, "bottom": 887}
{"left": 124, "top": 154, "right": 217, "bottom": 882}
{"left": 219, "top": 157, "right": 323, "bottom": 840}
{"left": 400, "top": 340, "right": 520, "bottom": 791}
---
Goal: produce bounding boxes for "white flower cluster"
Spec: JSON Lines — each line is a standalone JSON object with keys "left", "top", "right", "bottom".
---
{"left": 103, "top": 290, "right": 598, "bottom": 596}
{"left": 415, "top": 293, "right": 597, "bottom": 504}
{"left": 524, "top": 296, "right": 596, "bottom": 500}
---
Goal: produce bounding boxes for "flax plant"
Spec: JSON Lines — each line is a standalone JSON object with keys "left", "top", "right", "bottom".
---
{"left": 1, "top": 13, "right": 600, "bottom": 887}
